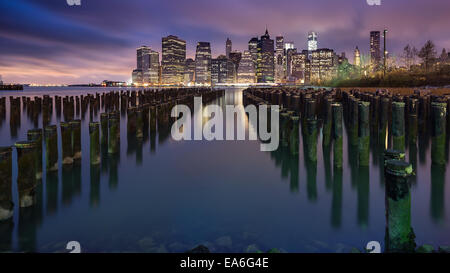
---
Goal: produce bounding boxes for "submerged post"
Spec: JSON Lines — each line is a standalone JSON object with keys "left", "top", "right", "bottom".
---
{"left": 108, "top": 112, "right": 120, "bottom": 154}
{"left": 0, "top": 147, "right": 13, "bottom": 221}
{"left": 392, "top": 102, "right": 405, "bottom": 151}
{"left": 289, "top": 116, "right": 300, "bottom": 155}
{"left": 70, "top": 120, "right": 82, "bottom": 161}
{"left": 305, "top": 118, "right": 318, "bottom": 162}
{"left": 431, "top": 102, "right": 447, "bottom": 166}
{"left": 89, "top": 122, "right": 101, "bottom": 165}
{"left": 332, "top": 103, "right": 343, "bottom": 169}
{"left": 15, "top": 141, "right": 38, "bottom": 207}
{"left": 384, "top": 159, "right": 416, "bottom": 253}
{"left": 44, "top": 125, "right": 58, "bottom": 172}
{"left": 358, "top": 101, "right": 370, "bottom": 167}
{"left": 27, "top": 129, "right": 43, "bottom": 180}
{"left": 60, "top": 122, "right": 73, "bottom": 165}
{"left": 100, "top": 113, "right": 109, "bottom": 146}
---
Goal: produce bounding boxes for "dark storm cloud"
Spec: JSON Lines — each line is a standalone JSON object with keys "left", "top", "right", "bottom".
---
{"left": 1, "top": 0, "right": 449, "bottom": 84}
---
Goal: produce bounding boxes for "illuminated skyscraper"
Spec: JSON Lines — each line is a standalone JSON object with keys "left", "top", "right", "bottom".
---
{"left": 237, "top": 50, "right": 256, "bottom": 83}
{"left": 146, "top": 49, "right": 160, "bottom": 85}
{"left": 137, "top": 46, "right": 151, "bottom": 71}
{"left": 370, "top": 31, "right": 381, "bottom": 71}
{"left": 248, "top": 37, "right": 259, "bottom": 67}
{"left": 211, "top": 55, "right": 235, "bottom": 84}
{"left": 291, "top": 51, "right": 308, "bottom": 84}
{"left": 134, "top": 46, "right": 159, "bottom": 85}
{"left": 285, "top": 48, "right": 297, "bottom": 77}
{"left": 226, "top": 38, "right": 232, "bottom": 58}
{"left": 229, "top": 51, "right": 242, "bottom": 73}
{"left": 275, "top": 36, "right": 285, "bottom": 82}
{"left": 161, "top": 35, "right": 186, "bottom": 85}
{"left": 195, "top": 42, "right": 212, "bottom": 85}
{"left": 307, "top": 31, "right": 318, "bottom": 59}
{"left": 184, "top": 58, "right": 195, "bottom": 85}
{"left": 257, "top": 28, "right": 275, "bottom": 83}
{"left": 354, "top": 46, "right": 361, "bottom": 67}
{"left": 310, "top": 48, "right": 337, "bottom": 83}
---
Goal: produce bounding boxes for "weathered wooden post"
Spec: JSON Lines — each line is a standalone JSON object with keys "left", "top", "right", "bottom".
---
{"left": 60, "top": 122, "right": 73, "bottom": 165}
{"left": 392, "top": 102, "right": 405, "bottom": 151}
{"left": 305, "top": 118, "right": 318, "bottom": 162}
{"left": 289, "top": 115, "right": 300, "bottom": 155}
{"left": 44, "top": 125, "right": 58, "bottom": 172}
{"left": 431, "top": 102, "right": 447, "bottom": 166}
{"left": 108, "top": 112, "right": 120, "bottom": 154}
{"left": 15, "top": 141, "right": 38, "bottom": 207}
{"left": 0, "top": 147, "right": 13, "bottom": 221}
{"left": 89, "top": 122, "right": 101, "bottom": 165}
{"left": 136, "top": 108, "right": 144, "bottom": 139}
{"left": 384, "top": 159, "right": 416, "bottom": 253}
{"left": 332, "top": 103, "right": 343, "bottom": 169}
{"left": 100, "top": 113, "right": 108, "bottom": 146}
{"left": 70, "top": 120, "right": 82, "bottom": 161}
{"left": 358, "top": 101, "right": 370, "bottom": 167}
{"left": 27, "top": 129, "right": 43, "bottom": 180}
{"left": 322, "top": 97, "right": 333, "bottom": 147}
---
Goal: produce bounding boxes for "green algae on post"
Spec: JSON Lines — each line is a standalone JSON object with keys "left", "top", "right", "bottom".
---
{"left": 60, "top": 122, "right": 73, "bottom": 165}
{"left": 0, "top": 147, "right": 13, "bottom": 221}
{"left": 384, "top": 159, "right": 416, "bottom": 253}
{"left": 27, "top": 128, "right": 43, "bottom": 180}
{"left": 44, "top": 125, "right": 58, "bottom": 172}
{"left": 89, "top": 122, "right": 101, "bottom": 165}
{"left": 70, "top": 120, "right": 82, "bottom": 161}
{"left": 15, "top": 141, "right": 38, "bottom": 207}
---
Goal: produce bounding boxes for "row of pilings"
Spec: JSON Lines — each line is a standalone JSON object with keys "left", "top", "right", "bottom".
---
{"left": 243, "top": 87, "right": 449, "bottom": 167}
{"left": 243, "top": 86, "right": 448, "bottom": 253}
{"left": 0, "top": 88, "right": 224, "bottom": 224}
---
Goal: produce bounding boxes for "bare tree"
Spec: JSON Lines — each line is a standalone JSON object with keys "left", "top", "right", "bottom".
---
{"left": 418, "top": 40, "right": 437, "bottom": 72}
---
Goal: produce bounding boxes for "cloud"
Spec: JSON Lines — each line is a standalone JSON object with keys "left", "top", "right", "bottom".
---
{"left": 1, "top": 0, "right": 449, "bottom": 84}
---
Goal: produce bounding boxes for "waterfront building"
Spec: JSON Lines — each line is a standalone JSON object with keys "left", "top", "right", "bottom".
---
{"left": 211, "top": 55, "right": 235, "bottom": 85}
{"left": 310, "top": 48, "right": 337, "bottom": 83}
{"left": 275, "top": 36, "right": 285, "bottom": 83}
{"left": 248, "top": 37, "right": 259, "bottom": 68}
{"left": 237, "top": 50, "right": 256, "bottom": 83}
{"left": 161, "top": 35, "right": 186, "bottom": 85}
{"left": 291, "top": 52, "right": 308, "bottom": 84}
{"left": 132, "top": 69, "right": 143, "bottom": 85}
{"left": 229, "top": 51, "right": 242, "bottom": 73}
{"left": 307, "top": 31, "right": 318, "bottom": 59}
{"left": 195, "top": 42, "right": 212, "bottom": 85}
{"left": 370, "top": 31, "right": 381, "bottom": 71}
{"left": 256, "top": 28, "right": 275, "bottom": 83}
{"left": 226, "top": 38, "right": 232, "bottom": 58}
{"left": 184, "top": 58, "right": 195, "bottom": 85}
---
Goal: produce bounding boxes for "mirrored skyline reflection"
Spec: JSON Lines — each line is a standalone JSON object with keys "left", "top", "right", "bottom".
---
{"left": 0, "top": 87, "right": 449, "bottom": 253}
{"left": 1, "top": 0, "right": 450, "bottom": 84}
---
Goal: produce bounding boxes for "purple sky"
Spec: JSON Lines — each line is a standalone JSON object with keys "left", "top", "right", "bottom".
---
{"left": 1, "top": 0, "right": 449, "bottom": 84}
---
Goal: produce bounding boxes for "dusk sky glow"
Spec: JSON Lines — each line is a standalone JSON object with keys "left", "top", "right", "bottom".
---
{"left": 1, "top": 0, "right": 449, "bottom": 84}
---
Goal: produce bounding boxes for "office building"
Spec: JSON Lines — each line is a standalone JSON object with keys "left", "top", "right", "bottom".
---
{"left": 237, "top": 50, "right": 256, "bottom": 83}
{"left": 195, "top": 42, "right": 212, "bottom": 85}
{"left": 256, "top": 28, "right": 275, "bottom": 83}
{"left": 226, "top": 38, "right": 232, "bottom": 58}
{"left": 370, "top": 31, "right": 381, "bottom": 71}
{"left": 161, "top": 35, "right": 186, "bottom": 85}
{"left": 307, "top": 31, "right": 318, "bottom": 59}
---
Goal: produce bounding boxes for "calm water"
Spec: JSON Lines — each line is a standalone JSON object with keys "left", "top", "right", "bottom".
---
{"left": 0, "top": 86, "right": 449, "bottom": 253}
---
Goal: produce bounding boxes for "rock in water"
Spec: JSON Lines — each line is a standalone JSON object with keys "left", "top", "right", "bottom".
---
{"left": 186, "top": 245, "right": 210, "bottom": 253}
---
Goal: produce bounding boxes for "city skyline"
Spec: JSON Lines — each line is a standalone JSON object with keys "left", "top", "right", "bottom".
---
{"left": 1, "top": 0, "right": 450, "bottom": 84}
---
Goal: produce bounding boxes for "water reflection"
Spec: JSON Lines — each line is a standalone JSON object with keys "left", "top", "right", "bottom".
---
{"left": 0, "top": 87, "right": 449, "bottom": 253}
